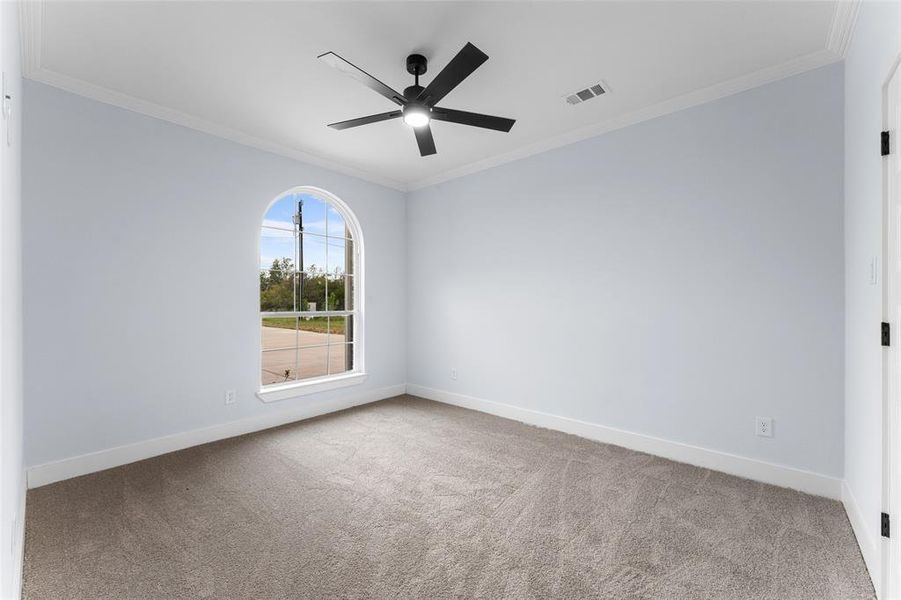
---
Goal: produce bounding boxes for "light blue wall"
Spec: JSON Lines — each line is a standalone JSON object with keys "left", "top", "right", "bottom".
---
{"left": 22, "top": 59, "right": 848, "bottom": 485}
{"left": 22, "top": 80, "right": 407, "bottom": 467}
{"left": 407, "top": 64, "right": 845, "bottom": 477}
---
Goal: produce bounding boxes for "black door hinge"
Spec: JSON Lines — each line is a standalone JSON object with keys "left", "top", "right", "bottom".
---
{"left": 883, "top": 512, "right": 891, "bottom": 538}
{"left": 883, "top": 131, "right": 891, "bottom": 156}
{"left": 883, "top": 322, "right": 891, "bottom": 347}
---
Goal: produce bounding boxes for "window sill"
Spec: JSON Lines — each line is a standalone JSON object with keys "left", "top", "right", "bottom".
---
{"left": 256, "top": 372, "right": 368, "bottom": 403}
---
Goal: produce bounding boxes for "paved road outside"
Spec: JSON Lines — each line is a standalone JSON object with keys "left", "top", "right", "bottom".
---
{"left": 261, "top": 326, "right": 348, "bottom": 385}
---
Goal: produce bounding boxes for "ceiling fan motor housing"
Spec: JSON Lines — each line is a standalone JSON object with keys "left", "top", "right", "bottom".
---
{"left": 403, "top": 85, "right": 426, "bottom": 101}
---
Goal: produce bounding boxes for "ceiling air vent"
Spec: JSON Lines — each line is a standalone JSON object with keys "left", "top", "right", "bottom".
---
{"left": 564, "top": 82, "right": 607, "bottom": 106}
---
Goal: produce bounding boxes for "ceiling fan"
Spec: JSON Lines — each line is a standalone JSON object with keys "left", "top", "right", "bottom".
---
{"left": 318, "top": 42, "right": 516, "bottom": 157}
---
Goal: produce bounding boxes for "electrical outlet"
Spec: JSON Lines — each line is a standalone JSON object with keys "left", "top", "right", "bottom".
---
{"left": 450, "top": 368, "right": 458, "bottom": 380}
{"left": 224, "top": 390, "right": 237, "bottom": 405}
{"left": 755, "top": 417, "right": 773, "bottom": 438}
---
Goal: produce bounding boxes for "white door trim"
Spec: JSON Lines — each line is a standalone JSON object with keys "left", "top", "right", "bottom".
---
{"left": 882, "top": 49, "right": 901, "bottom": 600}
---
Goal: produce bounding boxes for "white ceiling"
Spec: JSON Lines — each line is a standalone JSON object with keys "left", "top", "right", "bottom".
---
{"left": 22, "top": 1, "right": 853, "bottom": 190}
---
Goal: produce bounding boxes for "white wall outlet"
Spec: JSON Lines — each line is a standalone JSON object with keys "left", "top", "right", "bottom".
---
{"left": 755, "top": 417, "right": 774, "bottom": 438}
{"left": 450, "top": 368, "right": 458, "bottom": 380}
{"left": 224, "top": 390, "right": 237, "bottom": 405}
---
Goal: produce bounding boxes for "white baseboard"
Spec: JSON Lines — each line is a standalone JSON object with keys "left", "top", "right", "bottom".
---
{"left": 26, "top": 383, "right": 406, "bottom": 489}
{"left": 843, "top": 481, "right": 882, "bottom": 598}
{"left": 406, "top": 384, "right": 843, "bottom": 500}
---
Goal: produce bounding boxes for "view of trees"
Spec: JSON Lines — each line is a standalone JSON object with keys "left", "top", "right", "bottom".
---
{"left": 259, "top": 257, "right": 349, "bottom": 312}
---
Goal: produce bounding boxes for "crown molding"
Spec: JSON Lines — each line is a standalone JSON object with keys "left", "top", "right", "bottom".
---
{"left": 19, "top": 0, "right": 850, "bottom": 194}
{"left": 826, "top": 0, "right": 861, "bottom": 58}
{"left": 26, "top": 67, "right": 408, "bottom": 191}
{"left": 407, "top": 48, "right": 842, "bottom": 191}
{"left": 17, "top": 0, "right": 407, "bottom": 192}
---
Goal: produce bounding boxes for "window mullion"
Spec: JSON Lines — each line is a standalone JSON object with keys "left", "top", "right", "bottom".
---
{"left": 294, "top": 199, "right": 301, "bottom": 380}
{"left": 262, "top": 311, "right": 354, "bottom": 318}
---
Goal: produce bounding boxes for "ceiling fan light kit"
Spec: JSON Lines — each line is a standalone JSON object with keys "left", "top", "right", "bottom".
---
{"left": 402, "top": 107, "right": 430, "bottom": 128}
{"left": 319, "top": 42, "right": 516, "bottom": 157}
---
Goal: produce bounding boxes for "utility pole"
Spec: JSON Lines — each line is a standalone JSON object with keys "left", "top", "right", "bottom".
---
{"left": 293, "top": 198, "right": 304, "bottom": 311}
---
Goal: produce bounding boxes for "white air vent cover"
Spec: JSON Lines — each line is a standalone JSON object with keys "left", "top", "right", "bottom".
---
{"left": 563, "top": 81, "right": 608, "bottom": 106}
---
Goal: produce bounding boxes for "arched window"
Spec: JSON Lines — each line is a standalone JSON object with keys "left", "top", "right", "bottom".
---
{"left": 258, "top": 187, "right": 364, "bottom": 400}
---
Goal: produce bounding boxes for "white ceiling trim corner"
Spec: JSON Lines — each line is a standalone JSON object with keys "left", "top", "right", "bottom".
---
{"left": 18, "top": 1, "right": 857, "bottom": 194}
{"left": 826, "top": 0, "right": 861, "bottom": 58}
{"left": 18, "top": 0, "right": 41, "bottom": 75}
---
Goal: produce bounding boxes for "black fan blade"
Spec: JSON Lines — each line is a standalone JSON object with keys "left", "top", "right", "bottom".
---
{"left": 417, "top": 42, "right": 488, "bottom": 107}
{"left": 318, "top": 52, "right": 407, "bottom": 106}
{"left": 414, "top": 125, "right": 437, "bottom": 156}
{"left": 431, "top": 108, "right": 515, "bottom": 132}
{"left": 328, "top": 111, "right": 402, "bottom": 130}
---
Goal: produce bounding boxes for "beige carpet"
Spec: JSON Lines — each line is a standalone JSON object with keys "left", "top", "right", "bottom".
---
{"left": 24, "top": 395, "right": 873, "bottom": 599}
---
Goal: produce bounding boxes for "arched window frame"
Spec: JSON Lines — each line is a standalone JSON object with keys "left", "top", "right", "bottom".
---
{"left": 256, "top": 186, "right": 366, "bottom": 402}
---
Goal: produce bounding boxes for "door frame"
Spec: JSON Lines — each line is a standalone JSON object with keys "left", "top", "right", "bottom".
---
{"left": 882, "top": 50, "right": 901, "bottom": 600}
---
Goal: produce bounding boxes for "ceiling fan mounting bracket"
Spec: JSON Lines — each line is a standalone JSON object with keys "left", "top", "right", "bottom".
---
{"left": 406, "top": 54, "right": 428, "bottom": 77}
